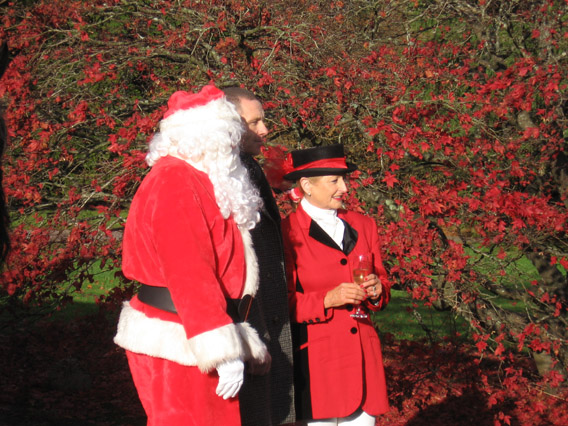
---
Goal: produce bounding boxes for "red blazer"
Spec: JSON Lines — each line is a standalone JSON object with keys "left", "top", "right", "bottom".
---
{"left": 282, "top": 204, "right": 390, "bottom": 420}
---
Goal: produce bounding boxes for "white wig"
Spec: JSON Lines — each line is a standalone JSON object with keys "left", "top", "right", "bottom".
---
{"left": 146, "top": 97, "right": 261, "bottom": 230}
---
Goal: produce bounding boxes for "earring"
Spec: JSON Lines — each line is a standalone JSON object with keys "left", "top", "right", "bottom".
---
{"left": 307, "top": 192, "right": 311, "bottom": 196}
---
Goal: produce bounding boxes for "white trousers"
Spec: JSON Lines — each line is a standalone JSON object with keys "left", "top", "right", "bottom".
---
{"left": 305, "top": 409, "right": 375, "bottom": 426}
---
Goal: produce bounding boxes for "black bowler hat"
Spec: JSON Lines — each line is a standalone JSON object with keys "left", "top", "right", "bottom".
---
{"left": 283, "top": 144, "right": 358, "bottom": 181}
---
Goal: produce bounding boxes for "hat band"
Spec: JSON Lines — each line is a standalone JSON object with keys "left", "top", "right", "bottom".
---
{"left": 293, "top": 157, "right": 348, "bottom": 172}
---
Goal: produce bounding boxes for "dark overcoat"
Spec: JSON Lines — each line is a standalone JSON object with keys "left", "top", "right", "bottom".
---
{"left": 282, "top": 204, "right": 391, "bottom": 421}
{"left": 239, "top": 153, "right": 295, "bottom": 426}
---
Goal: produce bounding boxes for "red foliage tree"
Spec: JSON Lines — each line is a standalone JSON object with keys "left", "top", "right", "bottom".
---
{"left": 0, "top": 0, "right": 567, "bottom": 424}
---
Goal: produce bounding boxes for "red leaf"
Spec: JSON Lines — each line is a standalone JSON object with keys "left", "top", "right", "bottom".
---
{"left": 382, "top": 171, "right": 399, "bottom": 188}
{"left": 523, "top": 127, "right": 540, "bottom": 139}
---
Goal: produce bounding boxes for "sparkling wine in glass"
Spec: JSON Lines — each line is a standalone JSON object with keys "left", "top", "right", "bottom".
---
{"left": 351, "top": 254, "right": 372, "bottom": 319}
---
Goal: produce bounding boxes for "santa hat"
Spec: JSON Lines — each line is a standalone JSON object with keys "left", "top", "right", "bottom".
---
{"left": 163, "top": 84, "right": 225, "bottom": 119}
{"left": 158, "top": 84, "right": 242, "bottom": 137}
{"left": 146, "top": 84, "right": 244, "bottom": 167}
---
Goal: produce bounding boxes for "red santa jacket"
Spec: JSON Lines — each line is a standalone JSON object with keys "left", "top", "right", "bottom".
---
{"left": 282, "top": 204, "right": 390, "bottom": 419}
{"left": 114, "top": 156, "right": 268, "bottom": 372}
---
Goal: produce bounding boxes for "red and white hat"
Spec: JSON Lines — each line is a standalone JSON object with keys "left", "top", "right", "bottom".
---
{"left": 163, "top": 84, "right": 225, "bottom": 119}
{"left": 146, "top": 84, "right": 243, "bottom": 167}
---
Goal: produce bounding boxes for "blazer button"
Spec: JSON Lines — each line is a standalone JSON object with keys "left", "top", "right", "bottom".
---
{"left": 350, "top": 327, "right": 357, "bottom": 334}
{"left": 272, "top": 315, "right": 280, "bottom": 324}
{"left": 346, "top": 304, "right": 353, "bottom": 312}
{"left": 340, "top": 258, "right": 347, "bottom": 265}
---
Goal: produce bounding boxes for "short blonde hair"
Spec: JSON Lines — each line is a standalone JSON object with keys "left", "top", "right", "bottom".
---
{"left": 299, "top": 176, "right": 322, "bottom": 194}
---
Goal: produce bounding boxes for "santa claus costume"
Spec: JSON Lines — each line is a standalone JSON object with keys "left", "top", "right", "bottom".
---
{"left": 114, "top": 85, "right": 270, "bottom": 426}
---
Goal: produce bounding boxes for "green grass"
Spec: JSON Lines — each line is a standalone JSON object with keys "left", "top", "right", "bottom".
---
{"left": 373, "top": 289, "right": 470, "bottom": 342}
{"left": 72, "top": 266, "right": 119, "bottom": 304}
{"left": 49, "top": 264, "right": 122, "bottom": 321}
{"left": 465, "top": 246, "right": 554, "bottom": 315}
{"left": 47, "top": 249, "right": 554, "bottom": 344}
{"left": 65, "top": 278, "right": 468, "bottom": 343}
{"left": 59, "top": 267, "right": 471, "bottom": 343}
{"left": 374, "top": 251, "right": 549, "bottom": 341}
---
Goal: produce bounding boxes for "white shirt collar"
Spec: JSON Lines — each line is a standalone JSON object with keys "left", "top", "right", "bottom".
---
{"left": 301, "top": 198, "right": 345, "bottom": 249}
{"left": 301, "top": 197, "right": 338, "bottom": 221}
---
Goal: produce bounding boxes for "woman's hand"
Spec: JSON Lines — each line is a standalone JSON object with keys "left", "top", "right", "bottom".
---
{"left": 360, "top": 274, "right": 382, "bottom": 301}
{"left": 324, "top": 283, "right": 367, "bottom": 309}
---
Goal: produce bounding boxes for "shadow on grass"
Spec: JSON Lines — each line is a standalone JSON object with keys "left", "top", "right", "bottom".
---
{"left": 403, "top": 387, "right": 518, "bottom": 426}
{"left": 2, "top": 297, "right": 556, "bottom": 426}
{"left": 0, "top": 302, "right": 145, "bottom": 426}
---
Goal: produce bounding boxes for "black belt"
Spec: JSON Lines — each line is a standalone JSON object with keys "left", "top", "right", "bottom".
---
{"left": 137, "top": 284, "right": 253, "bottom": 323}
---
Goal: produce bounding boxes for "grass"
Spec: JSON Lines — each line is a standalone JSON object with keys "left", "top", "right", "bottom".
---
{"left": 54, "top": 265, "right": 470, "bottom": 343}
{"left": 64, "top": 273, "right": 471, "bottom": 343}
{"left": 46, "top": 248, "right": 554, "bottom": 344}
{"left": 465, "top": 245, "right": 558, "bottom": 316}
{"left": 374, "top": 289, "right": 471, "bottom": 342}
{"left": 72, "top": 266, "right": 120, "bottom": 304}
{"left": 48, "top": 263, "right": 123, "bottom": 321}
{"left": 374, "top": 249, "right": 550, "bottom": 342}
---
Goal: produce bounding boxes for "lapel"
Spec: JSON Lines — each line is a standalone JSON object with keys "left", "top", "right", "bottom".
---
{"left": 298, "top": 205, "right": 358, "bottom": 255}
{"left": 309, "top": 220, "right": 340, "bottom": 251}
{"left": 341, "top": 218, "right": 358, "bottom": 255}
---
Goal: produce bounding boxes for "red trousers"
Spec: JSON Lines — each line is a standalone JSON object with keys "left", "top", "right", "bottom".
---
{"left": 126, "top": 350, "right": 241, "bottom": 426}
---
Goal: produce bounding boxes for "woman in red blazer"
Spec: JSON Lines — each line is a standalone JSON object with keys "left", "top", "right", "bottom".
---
{"left": 281, "top": 144, "right": 390, "bottom": 425}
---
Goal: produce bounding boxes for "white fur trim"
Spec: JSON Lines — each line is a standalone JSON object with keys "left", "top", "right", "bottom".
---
{"left": 240, "top": 227, "right": 259, "bottom": 297}
{"left": 114, "top": 302, "right": 269, "bottom": 372}
{"left": 237, "top": 321, "right": 271, "bottom": 364}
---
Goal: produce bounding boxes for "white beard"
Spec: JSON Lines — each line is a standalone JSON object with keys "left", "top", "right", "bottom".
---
{"left": 146, "top": 97, "right": 262, "bottom": 230}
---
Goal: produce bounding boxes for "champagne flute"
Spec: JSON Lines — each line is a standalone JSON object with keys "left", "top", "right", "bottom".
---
{"left": 351, "top": 254, "right": 372, "bottom": 319}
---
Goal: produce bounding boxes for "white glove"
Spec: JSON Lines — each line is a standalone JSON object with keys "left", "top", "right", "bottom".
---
{"left": 215, "top": 359, "right": 244, "bottom": 400}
